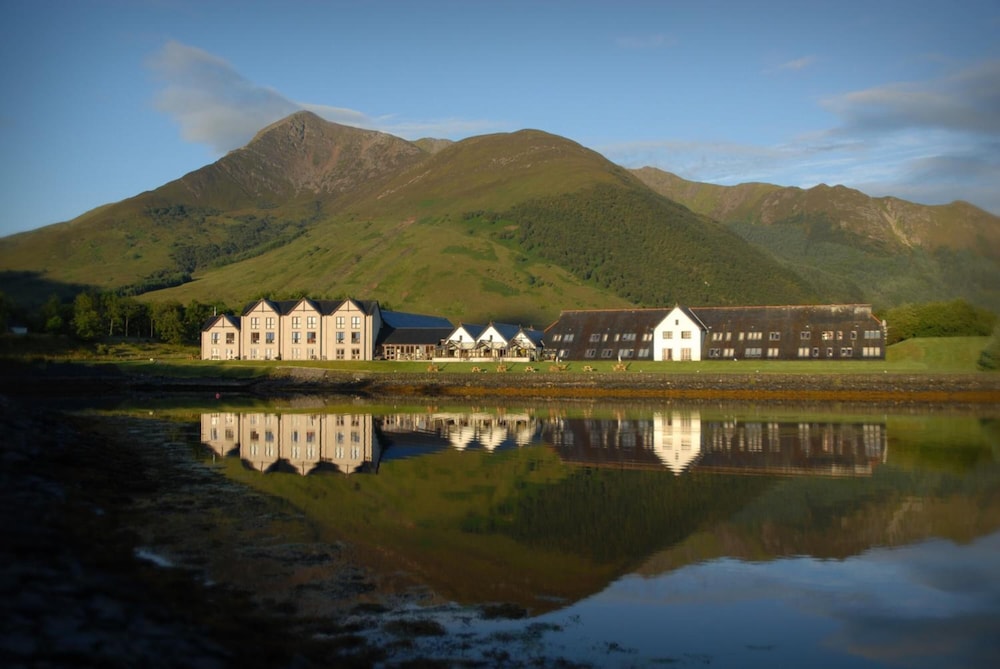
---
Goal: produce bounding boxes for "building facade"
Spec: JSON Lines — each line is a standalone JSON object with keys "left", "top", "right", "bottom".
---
{"left": 545, "top": 304, "right": 886, "bottom": 362}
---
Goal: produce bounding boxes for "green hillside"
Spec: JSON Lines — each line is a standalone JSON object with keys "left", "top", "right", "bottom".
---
{"left": 2, "top": 112, "right": 996, "bottom": 326}
{"left": 633, "top": 167, "right": 1000, "bottom": 311}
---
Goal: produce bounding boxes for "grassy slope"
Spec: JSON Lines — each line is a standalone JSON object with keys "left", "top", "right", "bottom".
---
{"left": 633, "top": 168, "right": 1000, "bottom": 311}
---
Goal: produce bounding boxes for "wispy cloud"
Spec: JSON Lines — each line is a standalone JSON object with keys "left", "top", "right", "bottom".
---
{"left": 147, "top": 41, "right": 504, "bottom": 153}
{"left": 777, "top": 56, "right": 816, "bottom": 72}
{"left": 600, "top": 60, "right": 1000, "bottom": 214}
{"left": 615, "top": 33, "right": 674, "bottom": 50}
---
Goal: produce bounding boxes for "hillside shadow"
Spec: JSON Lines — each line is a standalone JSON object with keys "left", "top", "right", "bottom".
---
{"left": 0, "top": 271, "right": 96, "bottom": 307}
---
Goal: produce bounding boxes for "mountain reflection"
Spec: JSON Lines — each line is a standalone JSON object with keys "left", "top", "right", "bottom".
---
{"left": 201, "top": 410, "right": 887, "bottom": 477}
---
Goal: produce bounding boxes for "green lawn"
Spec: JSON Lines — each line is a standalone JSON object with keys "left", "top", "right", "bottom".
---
{"left": 3, "top": 335, "right": 992, "bottom": 377}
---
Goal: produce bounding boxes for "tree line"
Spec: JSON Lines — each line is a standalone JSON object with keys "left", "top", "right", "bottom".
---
{"left": 0, "top": 290, "right": 234, "bottom": 346}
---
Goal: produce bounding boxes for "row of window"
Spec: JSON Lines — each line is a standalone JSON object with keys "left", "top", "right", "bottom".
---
{"left": 562, "top": 328, "right": 885, "bottom": 345}
{"left": 247, "top": 315, "right": 362, "bottom": 329}
{"left": 247, "top": 331, "right": 360, "bottom": 344}
{"left": 242, "top": 347, "right": 363, "bottom": 360}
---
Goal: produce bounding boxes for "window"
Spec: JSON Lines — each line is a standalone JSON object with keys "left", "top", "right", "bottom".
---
{"left": 745, "top": 347, "right": 762, "bottom": 358}
{"left": 552, "top": 333, "right": 563, "bottom": 342}
{"left": 680, "top": 348, "right": 691, "bottom": 361}
{"left": 663, "top": 331, "right": 673, "bottom": 339}
{"left": 351, "top": 316, "right": 361, "bottom": 329}
{"left": 336, "top": 332, "right": 345, "bottom": 343}
{"left": 800, "top": 331, "right": 811, "bottom": 340}
{"left": 589, "top": 333, "right": 601, "bottom": 342}
{"left": 747, "top": 331, "right": 762, "bottom": 341}
{"left": 585, "top": 349, "right": 597, "bottom": 358}
{"left": 798, "top": 346, "right": 810, "bottom": 358}
{"left": 681, "top": 331, "right": 692, "bottom": 339}
{"left": 619, "top": 348, "right": 634, "bottom": 359}
{"left": 708, "top": 348, "right": 721, "bottom": 358}
{"left": 638, "top": 348, "right": 651, "bottom": 358}
{"left": 336, "top": 316, "right": 345, "bottom": 328}
{"left": 812, "top": 347, "right": 819, "bottom": 358}
{"left": 767, "top": 348, "right": 780, "bottom": 358}
{"left": 291, "top": 316, "right": 301, "bottom": 329}
{"left": 821, "top": 331, "right": 834, "bottom": 341}
{"left": 251, "top": 332, "right": 260, "bottom": 344}
{"left": 265, "top": 317, "right": 275, "bottom": 329}
{"left": 351, "top": 332, "right": 361, "bottom": 344}
{"left": 769, "top": 332, "right": 781, "bottom": 341}
{"left": 335, "top": 348, "right": 345, "bottom": 360}
{"left": 351, "top": 348, "right": 361, "bottom": 360}
{"left": 601, "top": 349, "right": 614, "bottom": 358}
{"left": 226, "top": 332, "right": 235, "bottom": 344}
{"left": 307, "top": 316, "right": 317, "bottom": 328}
{"left": 840, "top": 347, "right": 854, "bottom": 357}
{"left": 712, "top": 332, "right": 724, "bottom": 342}
{"left": 723, "top": 348, "right": 734, "bottom": 358}
{"left": 250, "top": 317, "right": 259, "bottom": 329}
{"left": 210, "top": 347, "right": 219, "bottom": 360}
{"left": 265, "top": 332, "right": 275, "bottom": 344}
{"left": 292, "top": 332, "right": 301, "bottom": 344}
{"left": 307, "top": 332, "right": 316, "bottom": 344}
{"left": 211, "top": 332, "right": 219, "bottom": 344}
{"left": 642, "top": 332, "right": 652, "bottom": 342}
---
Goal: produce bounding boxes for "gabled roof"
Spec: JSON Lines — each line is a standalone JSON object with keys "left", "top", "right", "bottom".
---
{"left": 515, "top": 327, "right": 545, "bottom": 347}
{"left": 448, "top": 323, "right": 486, "bottom": 340}
{"left": 201, "top": 314, "right": 240, "bottom": 331}
{"left": 479, "top": 322, "right": 521, "bottom": 344}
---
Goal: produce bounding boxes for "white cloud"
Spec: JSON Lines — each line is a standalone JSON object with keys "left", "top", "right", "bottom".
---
{"left": 777, "top": 56, "right": 816, "bottom": 72}
{"left": 598, "top": 60, "right": 1000, "bottom": 214}
{"left": 147, "top": 41, "right": 505, "bottom": 152}
{"left": 615, "top": 34, "right": 674, "bottom": 50}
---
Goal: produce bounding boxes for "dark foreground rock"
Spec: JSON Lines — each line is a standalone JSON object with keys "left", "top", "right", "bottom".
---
{"left": 0, "top": 395, "right": 392, "bottom": 668}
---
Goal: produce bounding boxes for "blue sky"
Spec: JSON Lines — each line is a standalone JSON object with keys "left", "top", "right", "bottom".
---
{"left": 1, "top": 0, "right": 998, "bottom": 238}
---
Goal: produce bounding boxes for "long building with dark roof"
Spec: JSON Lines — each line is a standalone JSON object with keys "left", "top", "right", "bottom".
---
{"left": 544, "top": 304, "right": 886, "bottom": 362}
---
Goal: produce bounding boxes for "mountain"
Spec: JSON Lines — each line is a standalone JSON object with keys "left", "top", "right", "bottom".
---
{"left": 633, "top": 167, "right": 1000, "bottom": 310}
{"left": 1, "top": 112, "right": 996, "bottom": 324}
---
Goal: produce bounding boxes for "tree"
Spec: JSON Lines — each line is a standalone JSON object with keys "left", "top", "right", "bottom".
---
{"left": 40, "top": 294, "right": 67, "bottom": 334}
{"left": 72, "top": 293, "right": 102, "bottom": 341}
{"left": 151, "top": 301, "right": 185, "bottom": 344}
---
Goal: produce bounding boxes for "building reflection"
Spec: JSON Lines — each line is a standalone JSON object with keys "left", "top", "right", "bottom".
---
{"left": 202, "top": 410, "right": 887, "bottom": 477}
{"left": 541, "top": 411, "right": 887, "bottom": 476}
{"left": 201, "top": 412, "right": 380, "bottom": 474}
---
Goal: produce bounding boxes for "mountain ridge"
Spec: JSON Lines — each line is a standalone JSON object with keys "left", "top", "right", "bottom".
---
{"left": 1, "top": 113, "right": 997, "bottom": 319}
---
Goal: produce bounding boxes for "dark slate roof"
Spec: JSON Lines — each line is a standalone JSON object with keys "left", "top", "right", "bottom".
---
{"left": 689, "top": 304, "right": 879, "bottom": 333}
{"left": 451, "top": 323, "right": 486, "bottom": 339}
{"left": 201, "top": 314, "right": 240, "bottom": 331}
{"left": 487, "top": 322, "right": 522, "bottom": 342}
{"left": 545, "top": 308, "right": 671, "bottom": 358}
{"left": 380, "top": 327, "right": 454, "bottom": 346}
{"left": 518, "top": 327, "right": 545, "bottom": 347}
{"left": 382, "top": 310, "right": 453, "bottom": 329}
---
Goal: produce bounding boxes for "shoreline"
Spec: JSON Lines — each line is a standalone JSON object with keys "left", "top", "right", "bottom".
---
{"left": 5, "top": 360, "right": 999, "bottom": 405}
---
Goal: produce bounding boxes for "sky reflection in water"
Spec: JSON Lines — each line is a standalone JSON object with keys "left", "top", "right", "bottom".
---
{"left": 543, "top": 532, "right": 1000, "bottom": 668}
{"left": 197, "top": 404, "right": 1000, "bottom": 667}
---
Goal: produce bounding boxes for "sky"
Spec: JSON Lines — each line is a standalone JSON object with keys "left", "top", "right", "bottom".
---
{"left": 1, "top": 0, "right": 998, "bottom": 238}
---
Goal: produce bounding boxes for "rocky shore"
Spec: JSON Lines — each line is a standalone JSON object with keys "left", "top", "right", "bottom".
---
{"left": 0, "top": 394, "right": 406, "bottom": 668}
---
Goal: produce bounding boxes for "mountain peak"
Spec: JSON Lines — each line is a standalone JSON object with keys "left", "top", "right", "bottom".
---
{"left": 175, "top": 112, "right": 428, "bottom": 204}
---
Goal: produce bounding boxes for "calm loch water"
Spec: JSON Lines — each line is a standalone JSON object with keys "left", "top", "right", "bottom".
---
{"left": 194, "top": 402, "right": 1000, "bottom": 667}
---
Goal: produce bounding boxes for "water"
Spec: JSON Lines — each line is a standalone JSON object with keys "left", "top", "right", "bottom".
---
{"left": 192, "top": 401, "right": 1000, "bottom": 666}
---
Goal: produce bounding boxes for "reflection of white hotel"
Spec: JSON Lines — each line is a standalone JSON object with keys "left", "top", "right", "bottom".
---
{"left": 652, "top": 411, "right": 703, "bottom": 474}
{"left": 543, "top": 412, "right": 887, "bottom": 476}
{"left": 200, "top": 412, "right": 380, "bottom": 474}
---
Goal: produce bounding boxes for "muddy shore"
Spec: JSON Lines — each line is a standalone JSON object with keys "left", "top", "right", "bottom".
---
{"left": 6, "top": 360, "right": 1000, "bottom": 404}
